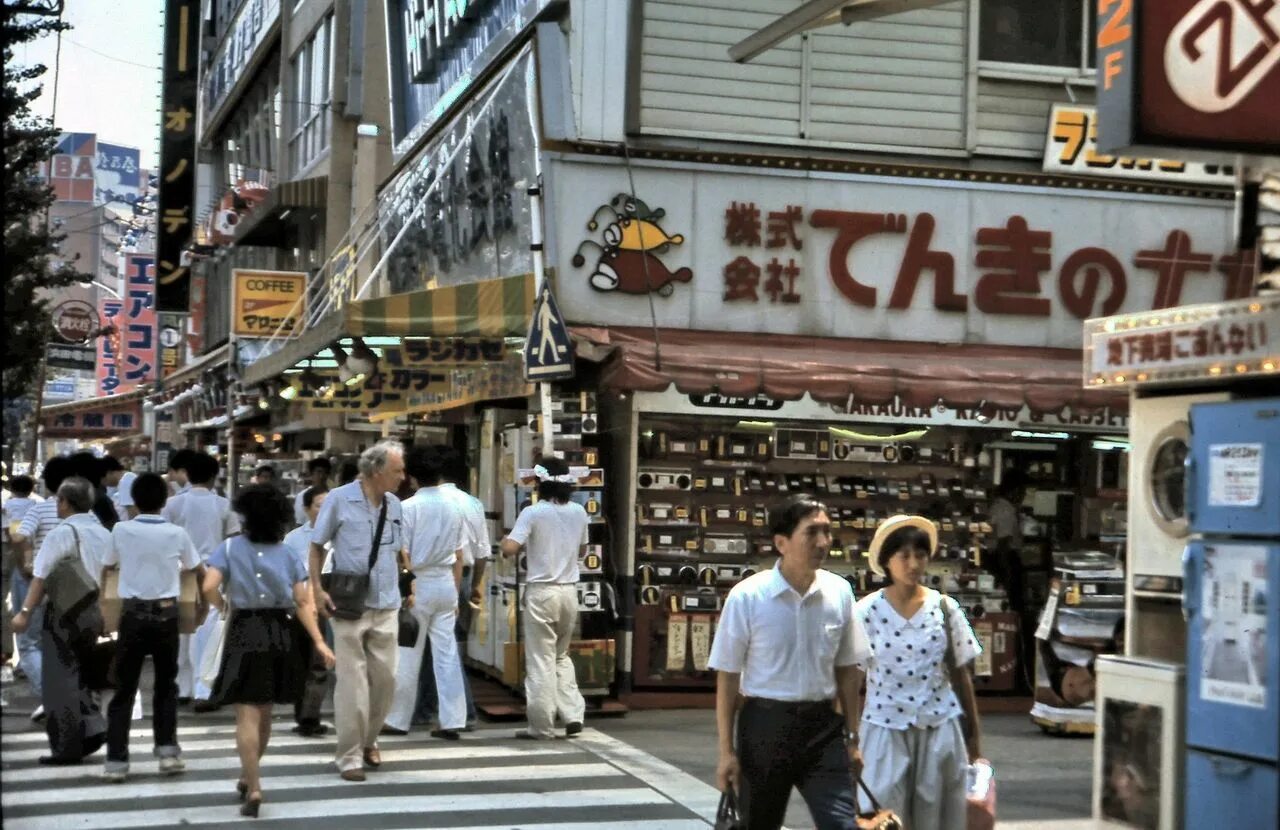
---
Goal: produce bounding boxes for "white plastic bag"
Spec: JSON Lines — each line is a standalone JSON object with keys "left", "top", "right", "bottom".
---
{"left": 197, "top": 609, "right": 227, "bottom": 690}
{"left": 966, "top": 759, "right": 996, "bottom": 830}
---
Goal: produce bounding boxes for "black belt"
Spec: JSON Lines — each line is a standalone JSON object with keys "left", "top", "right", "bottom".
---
{"left": 743, "top": 697, "right": 834, "bottom": 712}
{"left": 123, "top": 598, "right": 176, "bottom": 608}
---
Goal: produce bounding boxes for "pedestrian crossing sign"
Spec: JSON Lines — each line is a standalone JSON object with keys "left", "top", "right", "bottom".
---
{"left": 523, "top": 282, "right": 575, "bottom": 381}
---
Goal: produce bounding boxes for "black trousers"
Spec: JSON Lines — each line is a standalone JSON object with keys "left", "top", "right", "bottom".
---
{"left": 107, "top": 599, "right": 180, "bottom": 763}
{"left": 736, "top": 698, "right": 857, "bottom": 830}
{"left": 294, "top": 618, "right": 332, "bottom": 726}
{"left": 41, "top": 610, "right": 106, "bottom": 761}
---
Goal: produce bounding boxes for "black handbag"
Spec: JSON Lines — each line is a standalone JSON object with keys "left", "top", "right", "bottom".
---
{"left": 323, "top": 499, "right": 388, "bottom": 620}
{"left": 714, "top": 788, "right": 744, "bottom": 830}
{"left": 397, "top": 605, "right": 419, "bottom": 647}
{"left": 82, "top": 637, "right": 117, "bottom": 691}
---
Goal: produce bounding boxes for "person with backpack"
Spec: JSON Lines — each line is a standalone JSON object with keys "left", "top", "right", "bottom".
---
{"left": 12, "top": 477, "right": 111, "bottom": 765}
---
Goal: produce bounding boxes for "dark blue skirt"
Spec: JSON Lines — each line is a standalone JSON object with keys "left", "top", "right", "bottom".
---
{"left": 212, "top": 608, "right": 308, "bottom": 706}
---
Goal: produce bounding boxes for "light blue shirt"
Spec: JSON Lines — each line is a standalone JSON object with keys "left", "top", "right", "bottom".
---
{"left": 402, "top": 486, "right": 464, "bottom": 571}
{"left": 208, "top": 535, "right": 307, "bottom": 610}
{"left": 310, "top": 480, "right": 403, "bottom": 611}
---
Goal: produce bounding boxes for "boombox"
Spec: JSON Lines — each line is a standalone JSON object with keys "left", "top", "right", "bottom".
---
{"left": 637, "top": 560, "right": 699, "bottom": 586}
{"left": 549, "top": 391, "right": 597, "bottom": 415}
{"left": 715, "top": 434, "right": 770, "bottom": 461}
{"left": 703, "top": 534, "right": 750, "bottom": 556}
{"left": 830, "top": 438, "right": 891, "bottom": 463}
{"left": 569, "top": 490, "right": 604, "bottom": 518}
{"left": 698, "top": 563, "right": 755, "bottom": 585}
{"left": 527, "top": 413, "right": 598, "bottom": 435}
{"left": 579, "top": 544, "right": 605, "bottom": 575}
{"left": 699, "top": 504, "right": 749, "bottom": 527}
{"left": 673, "top": 590, "right": 723, "bottom": 613}
{"left": 693, "top": 473, "right": 737, "bottom": 493}
{"left": 637, "top": 502, "right": 692, "bottom": 522}
{"left": 558, "top": 447, "right": 600, "bottom": 467}
{"left": 774, "top": 429, "right": 830, "bottom": 460}
{"left": 637, "top": 469, "right": 693, "bottom": 491}
{"left": 638, "top": 526, "right": 700, "bottom": 554}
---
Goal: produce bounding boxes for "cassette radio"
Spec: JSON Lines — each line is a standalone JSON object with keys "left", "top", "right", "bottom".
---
{"left": 637, "top": 561, "right": 698, "bottom": 586}
{"left": 774, "top": 429, "right": 830, "bottom": 460}
{"left": 638, "top": 526, "right": 701, "bottom": 554}
{"left": 698, "top": 563, "right": 754, "bottom": 585}
{"left": 637, "top": 469, "right": 693, "bottom": 491}
{"left": 700, "top": 504, "right": 748, "bottom": 527}
{"left": 830, "top": 438, "right": 892, "bottom": 463}
{"left": 715, "top": 434, "right": 771, "bottom": 461}
{"left": 703, "top": 534, "right": 750, "bottom": 556}
{"left": 580, "top": 544, "right": 605, "bottom": 574}
{"left": 557, "top": 447, "right": 600, "bottom": 467}
{"left": 672, "top": 590, "right": 723, "bottom": 613}
{"left": 527, "top": 413, "right": 598, "bottom": 435}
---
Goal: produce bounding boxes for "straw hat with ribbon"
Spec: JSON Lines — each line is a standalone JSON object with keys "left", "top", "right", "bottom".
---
{"left": 866, "top": 514, "right": 939, "bottom": 577}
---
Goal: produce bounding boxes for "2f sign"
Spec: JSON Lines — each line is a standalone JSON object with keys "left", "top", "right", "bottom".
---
{"left": 1098, "top": 0, "right": 1133, "bottom": 90}
{"left": 1165, "top": 0, "right": 1280, "bottom": 113}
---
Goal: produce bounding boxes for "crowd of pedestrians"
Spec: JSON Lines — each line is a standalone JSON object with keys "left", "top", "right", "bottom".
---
{"left": 3, "top": 443, "right": 987, "bottom": 829}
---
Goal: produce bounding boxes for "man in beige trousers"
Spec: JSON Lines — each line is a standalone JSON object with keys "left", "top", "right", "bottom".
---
{"left": 310, "top": 441, "right": 406, "bottom": 781}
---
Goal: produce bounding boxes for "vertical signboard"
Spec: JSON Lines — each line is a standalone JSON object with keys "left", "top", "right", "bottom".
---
{"left": 156, "top": 0, "right": 200, "bottom": 311}
{"left": 97, "top": 299, "right": 125, "bottom": 396}
{"left": 122, "top": 254, "right": 159, "bottom": 390}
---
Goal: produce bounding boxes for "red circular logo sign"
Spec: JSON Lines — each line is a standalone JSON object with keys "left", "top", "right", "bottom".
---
{"left": 51, "top": 300, "right": 98, "bottom": 344}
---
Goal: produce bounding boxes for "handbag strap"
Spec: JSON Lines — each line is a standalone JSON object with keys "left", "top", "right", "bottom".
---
{"left": 367, "top": 498, "right": 389, "bottom": 573}
{"left": 855, "top": 774, "right": 885, "bottom": 811}
{"left": 941, "top": 590, "right": 957, "bottom": 674}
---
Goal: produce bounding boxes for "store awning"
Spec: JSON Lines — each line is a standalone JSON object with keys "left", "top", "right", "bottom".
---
{"left": 241, "top": 272, "right": 535, "bottom": 385}
{"left": 575, "top": 327, "right": 1126, "bottom": 414}
{"left": 161, "top": 343, "right": 231, "bottom": 391}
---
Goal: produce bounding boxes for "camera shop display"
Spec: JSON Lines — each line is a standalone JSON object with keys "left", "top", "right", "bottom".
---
{"left": 630, "top": 413, "right": 1023, "bottom": 689}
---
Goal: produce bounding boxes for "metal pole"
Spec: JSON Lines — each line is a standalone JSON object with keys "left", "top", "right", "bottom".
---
{"left": 227, "top": 266, "right": 238, "bottom": 499}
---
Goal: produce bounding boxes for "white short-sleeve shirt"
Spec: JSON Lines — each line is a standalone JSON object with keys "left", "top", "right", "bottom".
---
{"left": 440, "top": 483, "right": 491, "bottom": 566}
{"left": 506, "top": 500, "right": 588, "bottom": 584}
{"left": 161, "top": 486, "right": 240, "bottom": 559}
{"left": 401, "top": 486, "right": 465, "bottom": 570}
{"left": 708, "top": 566, "right": 872, "bottom": 702}
{"left": 112, "top": 471, "right": 138, "bottom": 520}
{"left": 854, "top": 588, "right": 982, "bottom": 730}
{"left": 33, "top": 513, "right": 111, "bottom": 587}
{"left": 103, "top": 516, "right": 203, "bottom": 600}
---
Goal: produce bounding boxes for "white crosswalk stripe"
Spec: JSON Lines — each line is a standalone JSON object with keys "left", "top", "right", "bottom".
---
{"left": 0, "top": 722, "right": 720, "bottom": 829}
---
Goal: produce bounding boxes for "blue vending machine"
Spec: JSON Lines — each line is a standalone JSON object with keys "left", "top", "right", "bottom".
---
{"left": 1183, "top": 398, "right": 1280, "bottom": 826}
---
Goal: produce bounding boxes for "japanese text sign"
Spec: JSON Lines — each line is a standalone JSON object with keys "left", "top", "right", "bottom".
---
{"left": 121, "top": 254, "right": 158, "bottom": 390}
{"left": 95, "top": 142, "right": 142, "bottom": 206}
{"left": 1043, "top": 105, "right": 1235, "bottom": 185}
{"left": 1096, "top": 0, "right": 1280, "bottom": 155}
{"left": 96, "top": 298, "right": 125, "bottom": 396}
{"left": 1085, "top": 295, "right": 1280, "bottom": 386}
{"left": 157, "top": 0, "right": 200, "bottom": 311}
{"left": 233, "top": 270, "right": 307, "bottom": 337}
{"left": 550, "top": 158, "right": 1241, "bottom": 350}
{"left": 382, "top": 338, "right": 507, "bottom": 366}
{"left": 44, "top": 408, "right": 138, "bottom": 437}
{"left": 202, "top": 0, "right": 279, "bottom": 131}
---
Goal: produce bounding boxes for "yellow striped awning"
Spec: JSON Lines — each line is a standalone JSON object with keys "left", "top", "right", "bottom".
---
{"left": 347, "top": 272, "right": 535, "bottom": 338}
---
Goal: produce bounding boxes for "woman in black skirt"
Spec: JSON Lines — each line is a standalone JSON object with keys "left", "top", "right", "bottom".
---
{"left": 202, "top": 485, "right": 334, "bottom": 817}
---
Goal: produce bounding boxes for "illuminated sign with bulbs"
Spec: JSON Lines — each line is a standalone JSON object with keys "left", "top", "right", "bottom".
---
{"left": 1084, "top": 296, "right": 1280, "bottom": 387}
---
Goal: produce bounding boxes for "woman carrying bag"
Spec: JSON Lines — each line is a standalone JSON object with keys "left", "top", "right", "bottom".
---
{"left": 202, "top": 485, "right": 334, "bottom": 818}
{"left": 853, "top": 515, "right": 984, "bottom": 830}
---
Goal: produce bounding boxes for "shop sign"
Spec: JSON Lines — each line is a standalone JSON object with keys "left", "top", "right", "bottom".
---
{"left": 43, "top": 380, "right": 76, "bottom": 401}
{"left": 385, "top": 0, "right": 551, "bottom": 153}
{"left": 44, "top": 408, "right": 138, "bottom": 438}
{"left": 202, "top": 0, "right": 279, "bottom": 131}
{"left": 1042, "top": 105, "right": 1235, "bottom": 186}
{"left": 372, "top": 354, "right": 531, "bottom": 418}
{"left": 1096, "top": 0, "right": 1280, "bottom": 155}
{"left": 40, "top": 133, "right": 96, "bottom": 202}
{"left": 377, "top": 47, "right": 537, "bottom": 297}
{"left": 159, "top": 312, "right": 185, "bottom": 377}
{"left": 46, "top": 342, "right": 97, "bottom": 372}
{"left": 51, "top": 299, "right": 98, "bottom": 344}
{"left": 232, "top": 270, "right": 307, "bottom": 337}
{"left": 688, "top": 393, "right": 785, "bottom": 411}
{"left": 550, "top": 158, "right": 1241, "bottom": 350}
{"left": 95, "top": 142, "right": 142, "bottom": 207}
{"left": 96, "top": 299, "right": 125, "bottom": 395}
{"left": 382, "top": 338, "right": 507, "bottom": 366}
{"left": 1084, "top": 295, "right": 1280, "bottom": 387}
{"left": 303, "top": 367, "right": 451, "bottom": 413}
{"left": 157, "top": 0, "right": 201, "bottom": 311}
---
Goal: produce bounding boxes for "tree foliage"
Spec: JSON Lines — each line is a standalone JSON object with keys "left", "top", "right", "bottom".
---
{"left": 2, "top": 7, "right": 86, "bottom": 404}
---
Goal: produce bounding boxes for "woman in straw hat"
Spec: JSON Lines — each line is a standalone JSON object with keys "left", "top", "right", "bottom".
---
{"left": 852, "top": 515, "right": 984, "bottom": 830}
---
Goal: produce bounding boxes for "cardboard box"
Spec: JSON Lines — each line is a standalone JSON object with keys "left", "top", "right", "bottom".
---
{"left": 502, "top": 639, "right": 616, "bottom": 689}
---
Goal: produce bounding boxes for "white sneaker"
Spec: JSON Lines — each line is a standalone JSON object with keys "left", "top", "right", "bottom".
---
{"left": 0, "top": 665, "right": 14, "bottom": 683}
{"left": 158, "top": 756, "right": 186, "bottom": 775}
{"left": 29, "top": 704, "right": 45, "bottom": 723}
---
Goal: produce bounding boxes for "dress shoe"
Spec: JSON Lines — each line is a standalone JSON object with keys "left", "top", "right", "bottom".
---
{"left": 29, "top": 705, "right": 45, "bottom": 723}
{"left": 565, "top": 721, "right": 584, "bottom": 737}
{"left": 379, "top": 725, "right": 408, "bottom": 737}
{"left": 340, "top": 768, "right": 366, "bottom": 782}
{"left": 430, "top": 728, "right": 461, "bottom": 741}
{"left": 362, "top": 747, "right": 382, "bottom": 768}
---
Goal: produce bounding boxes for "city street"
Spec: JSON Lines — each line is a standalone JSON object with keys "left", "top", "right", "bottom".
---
{"left": 1, "top": 678, "right": 1093, "bottom": 830}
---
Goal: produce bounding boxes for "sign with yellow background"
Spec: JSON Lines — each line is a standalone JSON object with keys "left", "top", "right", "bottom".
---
{"left": 233, "top": 270, "right": 307, "bottom": 337}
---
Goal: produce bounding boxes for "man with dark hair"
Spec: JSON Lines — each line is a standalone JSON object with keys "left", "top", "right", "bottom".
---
{"left": 337, "top": 459, "right": 360, "bottom": 486}
{"left": 101, "top": 473, "right": 203, "bottom": 782}
{"left": 294, "top": 457, "right": 332, "bottom": 527}
{"left": 162, "top": 451, "right": 240, "bottom": 710}
{"left": 166, "top": 449, "right": 199, "bottom": 498}
{"left": 254, "top": 465, "right": 276, "bottom": 486}
{"left": 101, "top": 457, "right": 137, "bottom": 523}
{"left": 708, "top": 494, "right": 872, "bottom": 829}
{"left": 12, "top": 457, "right": 73, "bottom": 720}
{"left": 67, "top": 452, "right": 118, "bottom": 530}
{"left": 12, "top": 477, "right": 111, "bottom": 765}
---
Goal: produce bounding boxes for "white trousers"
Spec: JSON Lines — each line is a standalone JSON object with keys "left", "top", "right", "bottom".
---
{"left": 522, "top": 583, "right": 585, "bottom": 738}
{"left": 176, "top": 633, "right": 194, "bottom": 699}
{"left": 859, "top": 718, "right": 968, "bottom": 830}
{"left": 386, "top": 570, "right": 466, "bottom": 732}
{"left": 190, "top": 607, "right": 221, "bottom": 701}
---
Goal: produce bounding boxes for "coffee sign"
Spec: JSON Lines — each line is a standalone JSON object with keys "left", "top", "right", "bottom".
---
{"left": 51, "top": 300, "right": 98, "bottom": 344}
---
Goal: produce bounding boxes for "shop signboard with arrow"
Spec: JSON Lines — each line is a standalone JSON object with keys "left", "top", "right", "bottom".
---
{"left": 233, "top": 269, "right": 307, "bottom": 337}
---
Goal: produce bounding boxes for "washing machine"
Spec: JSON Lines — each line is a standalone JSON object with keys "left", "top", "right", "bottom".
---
{"left": 1127, "top": 391, "right": 1230, "bottom": 590}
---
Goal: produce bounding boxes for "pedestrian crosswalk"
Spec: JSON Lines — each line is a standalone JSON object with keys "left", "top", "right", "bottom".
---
{"left": 0, "top": 722, "right": 722, "bottom": 829}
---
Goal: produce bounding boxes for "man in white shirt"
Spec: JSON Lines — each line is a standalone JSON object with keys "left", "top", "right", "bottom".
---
{"left": 11, "top": 477, "right": 110, "bottom": 765}
{"left": 293, "top": 458, "right": 332, "bottom": 527}
{"left": 385, "top": 447, "right": 467, "bottom": 739}
{"left": 107, "top": 464, "right": 138, "bottom": 522}
{"left": 11, "top": 457, "right": 74, "bottom": 717}
{"left": 285, "top": 485, "right": 333, "bottom": 737}
{"left": 100, "top": 473, "right": 204, "bottom": 782}
{"left": 708, "top": 494, "right": 872, "bottom": 829}
{"left": 162, "top": 452, "right": 240, "bottom": 709}
{"left": 165, "top": 449, "right": 196, "bottom": 497}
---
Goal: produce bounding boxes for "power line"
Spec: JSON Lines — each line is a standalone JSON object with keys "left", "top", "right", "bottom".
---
{"left": 63, "top": 37, "right": 161, "bottom": 71}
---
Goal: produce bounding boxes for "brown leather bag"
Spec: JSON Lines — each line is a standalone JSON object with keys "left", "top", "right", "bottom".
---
{"left": 855, "top": 775, "right": 904, "bottom": 830}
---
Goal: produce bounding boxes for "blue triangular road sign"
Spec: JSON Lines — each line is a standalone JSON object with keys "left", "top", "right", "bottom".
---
{"left": 523, "top": 282, "right": 575, "bottom": 381}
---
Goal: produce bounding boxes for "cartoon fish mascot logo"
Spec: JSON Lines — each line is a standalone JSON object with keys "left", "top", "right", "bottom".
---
{"left": 572, "top": 193, "right": 694, "bottom": 296}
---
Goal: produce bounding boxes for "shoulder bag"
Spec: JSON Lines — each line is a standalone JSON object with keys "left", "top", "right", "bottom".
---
{"left": 322, "top": 498, "right": 388, "bottom": 620}
{"left": 855, "top": 774, "right": 904, "bottom": 830}
{"left": 45, "top": 524, "right": 105, "bottom": 644}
